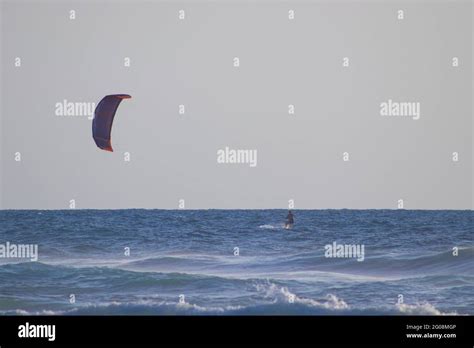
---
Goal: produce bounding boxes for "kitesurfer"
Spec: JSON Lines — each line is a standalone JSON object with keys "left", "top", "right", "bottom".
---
{"left": 285, "top": 210, "right": 294, "bottom": 229}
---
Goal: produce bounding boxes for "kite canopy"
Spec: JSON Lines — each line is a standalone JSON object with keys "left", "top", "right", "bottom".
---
{"left": 92, "top": 94, "right": 131, "bottom": 152}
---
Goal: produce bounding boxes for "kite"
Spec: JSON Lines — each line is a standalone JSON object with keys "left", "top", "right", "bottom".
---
{"left": 92, "top": 94, "right": 131, "bottom": 152}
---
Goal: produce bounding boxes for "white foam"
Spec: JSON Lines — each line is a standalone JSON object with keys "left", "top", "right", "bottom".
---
{"left": 258, "top": 224, "right": 279, "bottom": 229}
{"left": 396, "top": 302, "right": 457, "bottom": 316}
{"left": 255, "top": 280, "right": 349, "bottom": 310}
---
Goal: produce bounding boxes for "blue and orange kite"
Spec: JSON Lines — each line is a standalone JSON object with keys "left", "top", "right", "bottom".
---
{"left": 92, "top": 94, "right": 131, "bottom": 152}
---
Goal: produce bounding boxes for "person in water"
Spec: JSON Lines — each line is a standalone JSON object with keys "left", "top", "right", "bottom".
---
{"left": 285, "top": 210, "right": 294, "bottom": 229}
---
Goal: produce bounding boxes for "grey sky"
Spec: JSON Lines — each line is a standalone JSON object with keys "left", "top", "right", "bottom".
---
{"left": 1, "top": 0, "right": 472, "bottom": 209}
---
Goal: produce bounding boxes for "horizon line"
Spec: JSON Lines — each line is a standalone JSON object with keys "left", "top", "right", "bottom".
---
{"left": 0, "top": 208, "right": 472, "bottom": 212}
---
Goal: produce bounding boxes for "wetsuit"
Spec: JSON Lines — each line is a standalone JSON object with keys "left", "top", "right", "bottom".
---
{"left": 286, "top": 212, "right": 294, "bottom": 226}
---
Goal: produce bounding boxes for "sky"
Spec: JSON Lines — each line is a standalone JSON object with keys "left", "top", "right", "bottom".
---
{"left": 0, "top": 0, "right": 472, "bottom": 209}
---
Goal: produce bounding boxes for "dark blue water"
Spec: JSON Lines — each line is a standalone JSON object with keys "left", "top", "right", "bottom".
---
{"left": 0, "top": 210, "right": 472, "bottom": 315}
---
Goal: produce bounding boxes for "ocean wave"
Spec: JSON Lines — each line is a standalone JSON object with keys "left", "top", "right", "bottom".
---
{"left": 254, "top": 280, "right": 349, "bottom": 310}
{"left": 395, "top": 302, "right": 458, "bottom": 316}
{"left": 1, "top": 245, "right": 472, "bottom": 282}
{"left": 258, "top": 224, "right": 282, "bottom": 229}
{"left": 2, "top": 299, "right": 457, "bottom": 316}
{"left": 0, "top": 270, "right": 461, "bottom": 315}
{"left": 0, "top": 253, "right": 471, "bottom": 315}
{"left": 115, "top": 246, "right": 474, "bottom": 281}
{"left": 267, "top": 246, "right": 474, "bottom": 279}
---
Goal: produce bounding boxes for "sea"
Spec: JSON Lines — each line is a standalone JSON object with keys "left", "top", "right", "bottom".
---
{"left": 0, "top": 209, "right": 472, "bottom": 315}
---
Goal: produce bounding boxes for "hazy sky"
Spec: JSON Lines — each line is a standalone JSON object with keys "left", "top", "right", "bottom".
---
{"left": 1, "top": 0, "right": 472, "bottom": 209}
